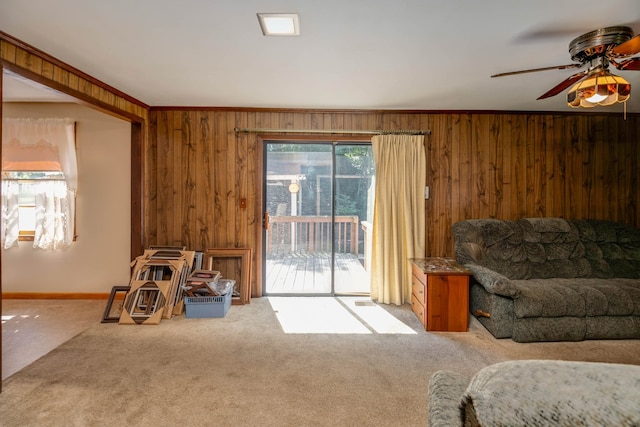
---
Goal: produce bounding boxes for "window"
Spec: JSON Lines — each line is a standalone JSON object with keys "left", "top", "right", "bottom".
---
{"left": 1, "top": 118, "right": 77, "bottom": 250}
{"left": 2, "top": 171, "right": 67, "bottom": 239}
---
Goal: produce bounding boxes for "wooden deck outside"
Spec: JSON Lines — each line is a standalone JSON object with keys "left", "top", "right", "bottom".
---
{"left": 266, "top": 252, "right": 370, "bottom": 295}
{"left": 267, "top": 216, "right": 360, "bottom": 256}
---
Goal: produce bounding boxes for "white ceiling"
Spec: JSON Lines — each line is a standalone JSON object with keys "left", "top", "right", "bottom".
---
{"left": 2, "top": 0, "right": 640, "bottom": 112}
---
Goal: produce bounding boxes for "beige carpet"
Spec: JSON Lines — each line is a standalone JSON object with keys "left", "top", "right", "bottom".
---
{"left": 1, "top": 297, "right": 639, "bottom": 426}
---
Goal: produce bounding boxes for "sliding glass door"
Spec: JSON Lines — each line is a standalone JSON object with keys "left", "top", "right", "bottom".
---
{"left": 263, "top": 141, "right": 374, "bottom": 295}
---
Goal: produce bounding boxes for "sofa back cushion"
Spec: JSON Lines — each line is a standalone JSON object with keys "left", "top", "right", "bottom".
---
{"left": 453, "top": 219, "right": 529, "bottom": 279}
{"left": 517, "top": 218, "right": 591, "bottom": 279}
{"left": 453, "top": 218, "right": 640, "bottom": 280}
{"left": 574, "top": 219, "right": 640, "bottom": 279}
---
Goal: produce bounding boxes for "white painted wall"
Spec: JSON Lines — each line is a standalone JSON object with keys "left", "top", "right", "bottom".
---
{"left": 2, "top": 102, "right": 131, "bottom": 294}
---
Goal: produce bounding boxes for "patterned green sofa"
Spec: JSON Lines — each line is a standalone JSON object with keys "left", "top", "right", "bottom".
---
{"left": 452, "top": 218, "right": 640, "bottom": 342}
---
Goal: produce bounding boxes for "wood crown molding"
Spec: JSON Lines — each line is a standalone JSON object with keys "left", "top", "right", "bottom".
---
{"left": 149, "top": 105, "right": 640, "bottom": 117}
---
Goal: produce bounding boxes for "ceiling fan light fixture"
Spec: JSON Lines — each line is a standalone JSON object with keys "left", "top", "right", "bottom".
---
{"left": 567, "top": 70, "right": 630, "bottom": 108}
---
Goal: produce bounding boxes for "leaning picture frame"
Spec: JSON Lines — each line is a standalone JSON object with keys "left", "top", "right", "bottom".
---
{"left": 101, "top": 286, "right": 130, "bottom": 323}
{"left": 119, "top": 281, "right": 170, "bottom": 325}
{"left": 204, "top": 248, "right": 252, "bottom": 305}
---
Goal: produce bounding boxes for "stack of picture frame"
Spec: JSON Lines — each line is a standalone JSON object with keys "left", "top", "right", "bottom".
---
{"left": 102, "top": 247, "right": 199, "bottom": 325}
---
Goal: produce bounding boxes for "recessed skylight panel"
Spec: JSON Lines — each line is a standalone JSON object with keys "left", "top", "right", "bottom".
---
{"left": 257, "top": 13, "right": 300, "bottom": 36}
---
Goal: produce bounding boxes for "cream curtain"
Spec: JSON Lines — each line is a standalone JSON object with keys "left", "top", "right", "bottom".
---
{"left": 370, "top": 134, "right": 426, "bottom": 305}
{"left": 2, "top": 118, "right": 77, "bottom": 250}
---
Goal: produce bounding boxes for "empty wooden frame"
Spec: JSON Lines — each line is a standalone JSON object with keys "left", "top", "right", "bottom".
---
{"left": 101, "top": 286, "right": 130, "bottom": 323}
{"left": 204, "top": 248, "right": 252, "bottom": 305}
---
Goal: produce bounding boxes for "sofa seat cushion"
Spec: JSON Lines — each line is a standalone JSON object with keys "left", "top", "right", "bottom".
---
{"left": 461, "top": 360, "right": 640, "bottom": 427}
{"left": 511, "top": 278, "right": 640, "bottom": 318}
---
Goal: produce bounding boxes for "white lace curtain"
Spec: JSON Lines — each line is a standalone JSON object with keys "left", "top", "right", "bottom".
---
{"left": 2, "top": 118, "right": 77, "bottom": 250}
{"left": 1, "top": 180, "right": 20, "bottom": 248}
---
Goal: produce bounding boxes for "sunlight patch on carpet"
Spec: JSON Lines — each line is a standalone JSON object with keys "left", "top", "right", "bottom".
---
{"left": 268, "top": 297, "right": 416, "bottom": 334}
{"left": 338, "top": 297, "right": 416, "bottom": 334}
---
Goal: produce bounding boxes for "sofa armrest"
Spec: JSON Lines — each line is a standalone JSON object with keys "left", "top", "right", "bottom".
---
{"left": 461, "top": 360, "right": 640, "bottom": 427}
{"left": 428, "top": 370, "right": 470, "bottom": 427}
{"left": 464, "top": 264, "right": 520, "bottom": 298}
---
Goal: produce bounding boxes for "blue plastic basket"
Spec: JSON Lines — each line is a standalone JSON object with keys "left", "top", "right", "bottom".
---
{"left": 184, "top": 292, "right": 232, "bottom": 318}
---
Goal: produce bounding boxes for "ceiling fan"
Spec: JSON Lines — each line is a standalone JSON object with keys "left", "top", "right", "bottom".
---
{"left": 492, "top": 26, "right": 640, "bottom": 107}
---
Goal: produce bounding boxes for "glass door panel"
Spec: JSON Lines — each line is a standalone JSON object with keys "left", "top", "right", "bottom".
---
{"left": 264, "top": 141, "right": 374, "bottom": 295}
{"left": 265, "top": 143, "right": 333, "bottom": 294}
{"left": 334, "top": 144, "right": 374, "bottom": 294}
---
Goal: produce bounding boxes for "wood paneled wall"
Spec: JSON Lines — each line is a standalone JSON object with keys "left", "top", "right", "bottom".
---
{"left": 147, "top": 109, "right": 640, "bottom": 295}
{"left": 427, "top": 113, "right": 638, "bottom": 255}
{"left": 3, "top": 31, "right": 637, "bottom": 296}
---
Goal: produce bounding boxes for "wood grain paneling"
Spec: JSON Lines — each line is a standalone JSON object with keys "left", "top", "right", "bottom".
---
{"left": 147, "top": 109, "right": 640, "bottom": 296}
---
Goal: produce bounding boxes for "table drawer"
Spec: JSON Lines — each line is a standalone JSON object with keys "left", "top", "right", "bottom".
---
{"left": 411, "top": 294, "right": 426, "bottom": 327}
{"left": 411, "top": 274, "right": 426, "bottom": 306}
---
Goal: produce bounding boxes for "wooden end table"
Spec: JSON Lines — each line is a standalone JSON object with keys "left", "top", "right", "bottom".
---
{"left": 409, "top": 258, "right": 472, "bottom": 332}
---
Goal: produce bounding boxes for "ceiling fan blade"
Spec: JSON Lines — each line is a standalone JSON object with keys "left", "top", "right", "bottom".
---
{"left": 537, "top": 71, "right": 588, "bottom": 100}
{"left": 612, "top": 57, "right": 640, "bottom": 70}
{"left": 610, "top": 33, "right": 640, "bottom": 57}
{"left": 514, "top": 20, "right": 640, "bottom": 44}
{"left": 491, "top": 63, "right": 582, "bottom": 78}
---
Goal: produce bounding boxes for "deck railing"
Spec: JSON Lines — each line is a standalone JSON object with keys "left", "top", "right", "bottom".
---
{"left": 267, "top": 216, "right": 359, "bottom": 257}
